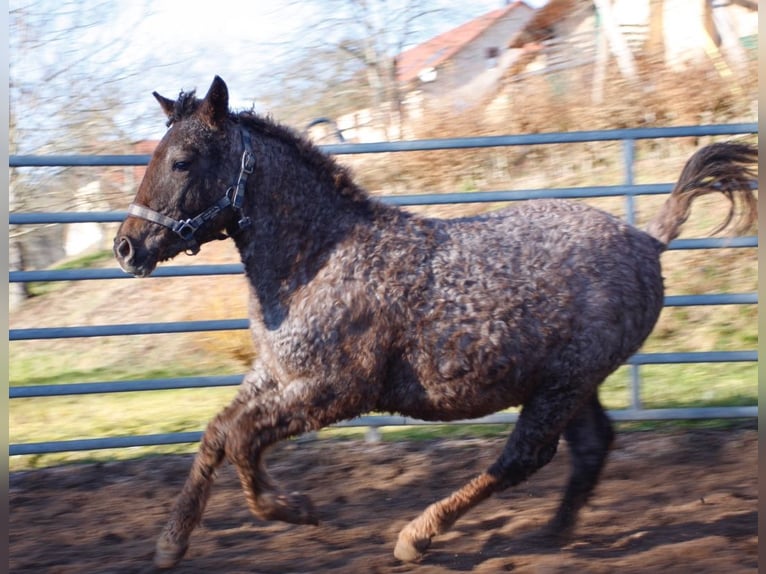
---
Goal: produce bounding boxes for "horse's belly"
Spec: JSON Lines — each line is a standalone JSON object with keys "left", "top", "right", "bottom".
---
{"left": 377, "top": 355, "right": 535, "bottom": 422}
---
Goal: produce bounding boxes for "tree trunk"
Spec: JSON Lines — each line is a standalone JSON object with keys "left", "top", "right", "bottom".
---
{"left": 592, "top": 0, "right": 637, "bottom": 81}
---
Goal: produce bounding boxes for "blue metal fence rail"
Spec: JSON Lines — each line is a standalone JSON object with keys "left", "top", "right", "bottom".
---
{"left": 9, "top": 123, "right": 758, "bottom": 456}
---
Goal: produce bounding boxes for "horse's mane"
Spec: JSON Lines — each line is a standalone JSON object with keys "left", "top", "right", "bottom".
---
{"left": 166, "top": 89, "right": 369, "bottom": 206}
{"left": 236, "top": 111, "right": 370, "bottom": 205}
{"left": 166, "top": 90, "right": 200, "bottom": 127}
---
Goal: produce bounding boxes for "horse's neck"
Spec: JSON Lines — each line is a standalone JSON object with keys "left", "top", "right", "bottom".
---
{"left": 233, "top": 150, "right": 381, "bottom": 297}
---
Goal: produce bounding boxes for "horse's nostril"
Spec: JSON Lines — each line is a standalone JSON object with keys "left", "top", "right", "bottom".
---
{"left": 116, "top": 236, "right": 134, "bottom": 261}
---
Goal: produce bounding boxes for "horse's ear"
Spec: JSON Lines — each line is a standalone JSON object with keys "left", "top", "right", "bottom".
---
{"left": 199, "top": 75, "right": 229, "bottom": 129}
{"left": 153, "top": 92, "right": 176, "bottom": 119}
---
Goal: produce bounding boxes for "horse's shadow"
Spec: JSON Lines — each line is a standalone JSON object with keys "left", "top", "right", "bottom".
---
{"left": 174, "top": 485, "right": 755, "bottom": 573}
{"left": 431, "top": 510, "right": 758, "bottom": 570}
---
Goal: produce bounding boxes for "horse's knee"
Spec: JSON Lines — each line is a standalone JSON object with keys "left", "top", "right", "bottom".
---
{"left": 223, "top": 430, "right": 252, "bottom": 468}
{"left": 195, "top": 416, "right": 232, "bottom": 466}
{"left": 489, "top": 438, "right": 559, "bottom": 491}
{"left": 564, "top": 398, "right": 614, "bottom": 465}
{"left": 202, "top": 421, "right": 227, "bottom": 450}
{"left": 537, "top": 439, "right": 559, "bottom": 466}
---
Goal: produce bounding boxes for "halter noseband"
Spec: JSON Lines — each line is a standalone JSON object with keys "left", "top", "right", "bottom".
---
{"left": 127, "top": 129, "right": 254, "bottom": 255}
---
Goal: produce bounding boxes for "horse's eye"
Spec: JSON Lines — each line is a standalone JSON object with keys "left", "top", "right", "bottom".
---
{"left": 172, "top": 160, "right": 191, "bottom": 172}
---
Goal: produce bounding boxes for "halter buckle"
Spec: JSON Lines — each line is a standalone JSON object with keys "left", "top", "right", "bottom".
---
{"left": 173, "top": 219, "right": 197, "bottom": 241}
{"left": 241, "top": 150, "right": 255, "bottom": 174}
{"left": 238, "top": 216, "right": 252, "bottom": 230}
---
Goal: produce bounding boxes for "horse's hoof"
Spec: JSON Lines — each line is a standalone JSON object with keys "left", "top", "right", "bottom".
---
{"left": 257, "top": 491, "right": 319, "bottom": 525}
{"left": 523, "top": 521, "right": 572, "bottom": 550}
{"left": 540, "top": 516, "right": 575, "bottom": 546}
{"left": 393, "top": 532, "right": 431, "bottom": 562}
{"left": 153, "top": 535, "right": 188, "bottom": 569}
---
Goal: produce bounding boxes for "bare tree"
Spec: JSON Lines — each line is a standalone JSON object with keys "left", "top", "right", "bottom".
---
{"left": 264, "top": 0, "right": 478, "bottom": 138}
{"left": 9, "top": 0, "right": 150, "bottom": 305}
{"left": 10, "top": 1, "right": 152, "bottom": 153}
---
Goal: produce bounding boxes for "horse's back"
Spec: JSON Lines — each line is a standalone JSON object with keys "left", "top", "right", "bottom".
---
{"left": 427, "top": 200, "right": 665, "bottom": 334}
{"left": 382, "top": 200, "right": 665, "bottom": 417}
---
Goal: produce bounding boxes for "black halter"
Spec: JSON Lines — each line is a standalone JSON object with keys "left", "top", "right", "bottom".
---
{"left": 127, "top": 129, "right": 254, "bottom": 255}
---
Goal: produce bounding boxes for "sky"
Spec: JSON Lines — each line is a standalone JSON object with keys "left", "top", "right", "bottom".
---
{"left": 117, "top": 0, "right": 547, "bottom": 108}
{"left": 10, "top": 0, "right": 548, "bottom": 146}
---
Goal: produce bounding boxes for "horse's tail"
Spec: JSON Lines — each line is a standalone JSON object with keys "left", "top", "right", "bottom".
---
{"left": 645, "top": 141, "right": 758, "bottom": 248}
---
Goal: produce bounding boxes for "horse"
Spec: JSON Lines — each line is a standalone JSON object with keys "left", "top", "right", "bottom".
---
{"left": 114, "top": 76, "right": 757, "bottom": 569}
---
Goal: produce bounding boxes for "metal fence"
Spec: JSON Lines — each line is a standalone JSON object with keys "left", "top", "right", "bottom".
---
{"left": 9, "top": 123, "right": 758, "bottom": 456}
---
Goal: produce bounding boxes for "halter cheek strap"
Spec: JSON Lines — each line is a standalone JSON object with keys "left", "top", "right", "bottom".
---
{"left": 127, "top": 129, "right": 254, "bottom": 255}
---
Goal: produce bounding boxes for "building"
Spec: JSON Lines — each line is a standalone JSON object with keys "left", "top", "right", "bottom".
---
{"left": 505, "top": 0, "right": 758, "bottom": 81}
{"left": 331, "top": 2, "right": 535, "bottom": 142}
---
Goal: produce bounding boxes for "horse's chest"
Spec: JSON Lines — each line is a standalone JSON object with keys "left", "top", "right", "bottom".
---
{"left": 254, "top": 290, "right": 387, "bottom": 380}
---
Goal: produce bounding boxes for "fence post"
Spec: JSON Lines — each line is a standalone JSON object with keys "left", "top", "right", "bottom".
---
{"left": 622, "top": 138, "right": 643, "bottom": 410}
{"left": 622, "top": 139, "right": 636, "bottom": 225}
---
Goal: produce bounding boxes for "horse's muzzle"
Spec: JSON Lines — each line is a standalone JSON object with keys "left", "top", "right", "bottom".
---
{"left": 114, "top": 235, "right": 155, "bottom": 278}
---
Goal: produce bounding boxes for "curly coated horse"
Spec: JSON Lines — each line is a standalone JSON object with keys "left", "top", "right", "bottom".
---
{"left": 114, "top": 76, "right": 757, "bottom": 568}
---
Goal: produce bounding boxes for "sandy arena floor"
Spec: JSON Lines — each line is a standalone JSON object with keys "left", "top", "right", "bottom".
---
{"left": 9, "top": 427, "right": 757, "bottom": 573}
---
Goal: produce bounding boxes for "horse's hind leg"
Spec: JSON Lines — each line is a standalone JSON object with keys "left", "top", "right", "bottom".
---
{"left": 394, "top": 389, "right": 574, "bottom": 562}
{"left": 546, "top": 393, "right": 614, "bottom": 540}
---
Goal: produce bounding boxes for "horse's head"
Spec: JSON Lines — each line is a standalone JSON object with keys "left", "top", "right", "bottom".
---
{"left": 114, "top": 76, "right": 253, "bottom": 277}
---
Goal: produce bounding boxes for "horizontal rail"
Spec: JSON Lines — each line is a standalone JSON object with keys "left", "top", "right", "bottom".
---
{"left": 12, "top": 183, "right": 669, "bottom": 225}
{"left": 9, "top": 404, "right": 758, "bottom": 456}
{"left": 9, "top": 122, "right": 757, "bottom": 166}
{"left": 0, "top": 183, "right": 675, "bottom": 223}
{"left": 10, "top": 182, "right": 760, "bottom": 225}
{"left": 9, "top": 350, "right": 756, "bottom": 400}
{"left": 10, "top": 212, "right": 128, "bottom": 224}
{"left": 10, "top": 433, "right": 207, "bottom": 455}
{"left": 10, "top": 264, "right": 244, "bottom": 282}
{"left": 10, "top": 319, "right": 250, "bottom": 340}
{"left": 626, "top": 350, "right": 756, "bottom": 364}
{"left": 385, "top": 184, "right": 673, "bottom": 206}
{"left": 302, "top": 123, "right": 759, "bottom": 154}
{"left": 668, "top": 237, "right": 758, "bottom": 249}
{"left": 10, "top": 375, "right": 244, "bottom": 398}
{"left": 8, "top": 237, "right": 757, "bottom": 284}
{"left": 9, "top": 293, "right": 757, "bottom": 341}
{"left": 662, "top": 293, "right": 757, "bottom": 306}
{"left": 10, "top": 154, "right": 152, "bottom": 168}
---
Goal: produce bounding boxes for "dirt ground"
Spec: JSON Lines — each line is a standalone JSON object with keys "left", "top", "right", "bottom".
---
{"left": 9, "top": 427, "right": 757, "bottom": 574}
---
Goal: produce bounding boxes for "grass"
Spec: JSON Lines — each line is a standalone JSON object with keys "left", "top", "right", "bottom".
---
{"left": 9, "top": 385, "right": 238, "bottom": 472}
{"left": 26, "top": 250, "right": 115, "bottom": 297}
{"left": 9, "top": 359, "right": 757, "bottom": 472}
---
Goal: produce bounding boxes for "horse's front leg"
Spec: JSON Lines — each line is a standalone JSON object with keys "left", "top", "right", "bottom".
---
{"left": 224, "top": 374, "right": 365, "bottom": 526}
{"left": 154, "top": 396, "right": 243, "bottom": 568}
{"left": 155, "top": 365, "right": 371, "bottom": 568}
{"left": 153, "top": 368, "right": 273, "bottom": 569}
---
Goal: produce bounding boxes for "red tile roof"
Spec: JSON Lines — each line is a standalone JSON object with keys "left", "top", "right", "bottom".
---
{"left": 396, "top": 2, "right": 526, "bottom": 84}
{"left": 507, "top": 0, "right": 580, "bottom": 48}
